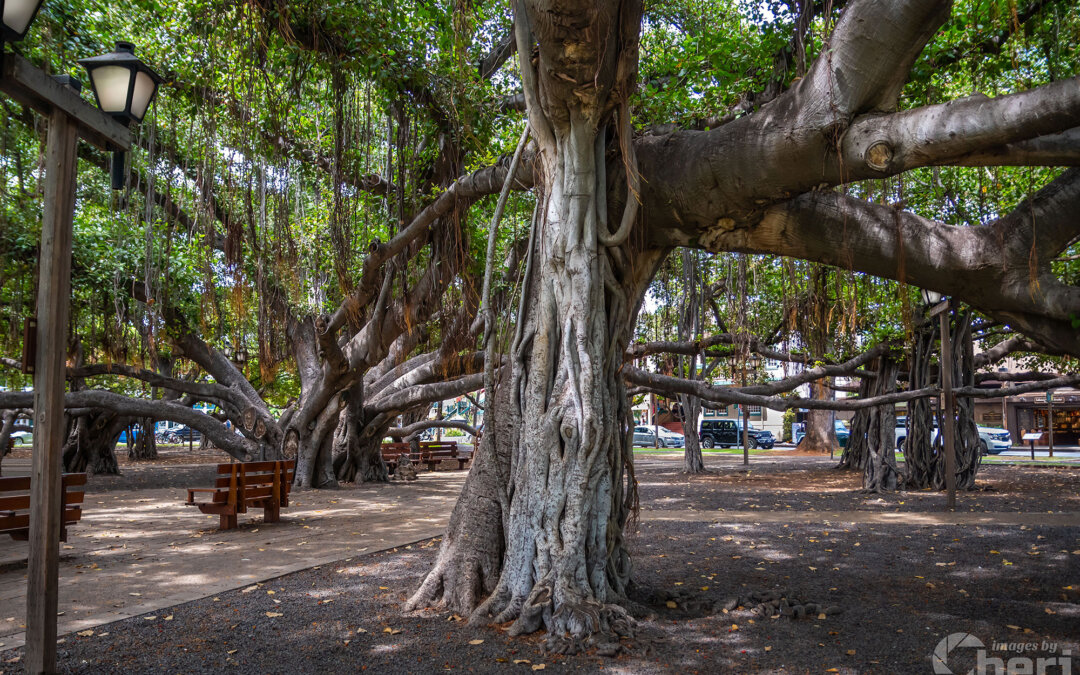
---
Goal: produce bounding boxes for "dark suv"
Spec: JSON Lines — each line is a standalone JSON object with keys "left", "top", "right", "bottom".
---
{"left": 699, "top": 420, "right": 774, "bottom": 449}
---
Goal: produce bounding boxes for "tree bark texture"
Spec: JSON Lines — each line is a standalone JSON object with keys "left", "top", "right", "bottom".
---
{"left": 678, "top": 251, "right": 705, "bottom": 473}
{"left": 904, "top": 309, "right": 982, "bottom": 490}
{"left": 858, "top": 357, "right": 901, "bottom": 492}
{"left": 62, "top": 411, "right": 122, "bottom": 475}
{"left": 409, "top": 0, "right": 661, "bottom": 651}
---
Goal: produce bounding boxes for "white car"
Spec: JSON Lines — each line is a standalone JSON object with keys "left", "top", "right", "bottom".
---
{"left": 10, "top": 431, "right": 32, "bottom": 445}
{"left": 896, "top": 420, "right": 1011, "bottom": 455}
{"left": 633, "top": 425, "right": 685, "bottom": 448}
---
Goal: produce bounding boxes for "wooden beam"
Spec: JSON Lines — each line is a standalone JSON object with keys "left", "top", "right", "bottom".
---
{"left": 0, "top": 53, "right": 131, "bottom": 152}
{"left": 25, "top": 99, "right": 79, "bottom": 675}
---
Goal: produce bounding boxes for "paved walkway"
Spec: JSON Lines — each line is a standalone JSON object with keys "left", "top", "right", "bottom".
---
{"left": 0, "top": 465, "right": 468, "bottom": 652}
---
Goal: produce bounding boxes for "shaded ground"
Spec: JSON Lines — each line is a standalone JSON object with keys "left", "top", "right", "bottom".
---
{"left": 637, "top": 456, "right": 1080, "bottom": 514}
{"left": 1, "top": 455, "right": 1077, "bottom": 674}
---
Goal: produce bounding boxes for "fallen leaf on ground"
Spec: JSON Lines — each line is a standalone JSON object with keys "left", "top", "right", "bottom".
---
{"left": 265, "top": 612, "right": 283, "bottom": 618}
{"left": 665, "top": 601, "right": 677, "bottom": 608}
{"left": 383, "top": 627, "right": 401, "bottom": 635}
{"left": 532, "top": 666, "right": 546, "bottom": 671}
{"left": 77, "top": 630, "right": 94, "bottom": 637}
{"left": 469, "top": 639, "right": 484, "bottom": 645}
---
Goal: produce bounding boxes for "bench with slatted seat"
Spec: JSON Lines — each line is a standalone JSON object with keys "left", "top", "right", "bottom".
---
{"left": 0, "top": 473, "right": 87, "bottom": 541}
{"left": 381, "top": 441, "right": 472, "bottom": 472}
{"left": 417, "top": 441, "right": 471, "bottom": 470}
{"left": 380, "top": 442, "right": 420, "bottom": 474}
{"left": 185, "top": 460, "right": 294, "bottom": 530}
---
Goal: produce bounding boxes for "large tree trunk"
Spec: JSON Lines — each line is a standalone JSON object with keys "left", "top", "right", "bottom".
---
{"left": 332, "top": 381, "right": 392, "bottom": 483}
{"left": 904, "top": 322, "right": 938, "bottom": 488}
{"left": 904, "top": 308, "right": 982, "bottom": 490}
{"left": 678, "top": 251, "right": 705, "bottom": 474}
{"left": 802, "top": 381, "right": 838, "bottom": 452}
{"left": 410, "top": 0, "right": 659, "bottom": 651}
{"left": 62, "top": 411, "right": 123, "bottom": 475}
{"left": 0, "top": 410, "right": 16, "bottom": 475}
{"left": 129, "top": 416, "right": 158, "bottom": 460}
{"left": 859, "top": 357, "right": 901, "bottom": 492}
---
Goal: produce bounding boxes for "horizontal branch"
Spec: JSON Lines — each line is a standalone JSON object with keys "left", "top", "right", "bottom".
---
{"left": 70, "top": 363, "right": 237, "bottom": 404}
{"left": 956, "top": 375, "right": 1080, "bottom": 399}
{"left": 0, "top": 390, "right": 257, "bottom": 460}
{"left": 623, "top": 365, "right": 939, "bottom": 412}
{"left": 840, "top": 79, "right": 1080, "bottom": 175}
{"left": 367, "top": 372, "right": 489, "bottom": 417}
{"left": 387, "top": 419, "right": 479, "bottom": 439}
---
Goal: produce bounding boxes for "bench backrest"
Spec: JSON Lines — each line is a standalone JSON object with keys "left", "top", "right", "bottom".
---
{"left": 0, "top": 473, "right": 87, "bottom": 533}
{"left": 207, "top": 461, "right": 295, "bottom": 506}
{"left": 381, "top": 442, "right": 415, "bottom": 458}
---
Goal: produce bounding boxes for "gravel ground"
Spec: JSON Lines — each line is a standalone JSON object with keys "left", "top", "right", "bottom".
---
{"left": 2, "top": 459, "right": 1077, "bottom": 674}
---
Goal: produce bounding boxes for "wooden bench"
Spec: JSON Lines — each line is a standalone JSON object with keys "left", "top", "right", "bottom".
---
{"left": 381, "top": 441, "right": 472, "bottom": 473}
{"left": 185, "top": 460, "right": 294, "bottom": 530}
{"left": 418, "top": 441, "right": 471, "bottom": 470}
{"left": 0, "top": 473, "right": 87, "bottom": 541}
{"left": 381, "top": 442, "right": 420, "bottom": 474}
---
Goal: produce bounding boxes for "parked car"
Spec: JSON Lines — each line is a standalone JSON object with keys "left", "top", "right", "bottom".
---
{"left": 635, "top": 425, "right": 685, "bottom": 448}
{"left": 977, "top": 427, "right": 1013, "bottom": 454}
{"left": 699, "top": 420, "right": 775, "bottom": 449}
{"left": 632, "top": 428, "right": 667, "bottom": 448}
{"left": 10, "top": 430, "right": 32, "bottom": 445}
{"left": 166, "top": 425, "right": 202, "bottom": 443}
{"left": 896, "top": 418, "right": 1011, "bottom": 455}
{"left": 794, "top": 419, "right": 850, "bottom": 448}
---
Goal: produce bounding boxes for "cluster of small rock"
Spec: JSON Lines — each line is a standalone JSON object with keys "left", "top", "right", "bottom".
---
{"left": 722, "top": 588, "right": 843, "bottom": 620}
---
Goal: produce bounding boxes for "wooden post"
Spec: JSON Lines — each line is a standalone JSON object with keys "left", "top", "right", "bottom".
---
{"left": 938, "top": 310, "right": 957, "bottom": 511}
{"left": 26, "top": 105, "right": 78, "bottom": 675}
{"left": 1047, "top": 392, "right": 1054, "bottom": 459}
{"left": 2, "top": 55, "right": 131, "bottom": 675}
{"left": 742, "top": 360, "right": 749, "bottom": 466}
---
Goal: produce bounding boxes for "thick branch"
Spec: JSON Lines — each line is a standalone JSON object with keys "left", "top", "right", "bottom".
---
{"left": 0, "top": 390, "right": 256, "bottom": 459}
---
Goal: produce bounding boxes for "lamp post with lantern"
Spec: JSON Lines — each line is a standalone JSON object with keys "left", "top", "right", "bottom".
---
{"left": 922, "top": 288, "right": 957, "bottom": 510}
{"left": 1, "top": 7, "right": 162, "bottom": 671}
{"left": 79, "top": 41, "right": 163, "bottom": 188}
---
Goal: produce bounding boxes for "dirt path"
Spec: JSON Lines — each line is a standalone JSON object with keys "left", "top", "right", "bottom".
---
{"left": 1, "top": 453, "right": 1076, "bottom": 673}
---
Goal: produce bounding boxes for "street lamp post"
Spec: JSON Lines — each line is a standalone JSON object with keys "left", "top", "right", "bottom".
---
{"left": 2, "top": 14, "right": 161, "bottom": 671}
{"left": 922, "top": 288, "right": 956, "bottom": 511}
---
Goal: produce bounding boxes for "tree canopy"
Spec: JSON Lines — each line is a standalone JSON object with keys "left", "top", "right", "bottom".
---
{"left": 1, "top": 0, "right": 1079, "bottom": 651}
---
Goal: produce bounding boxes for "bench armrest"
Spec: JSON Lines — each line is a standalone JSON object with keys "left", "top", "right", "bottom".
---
{"left": 186, "top": 488, "right": 217, "bottom": 504}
